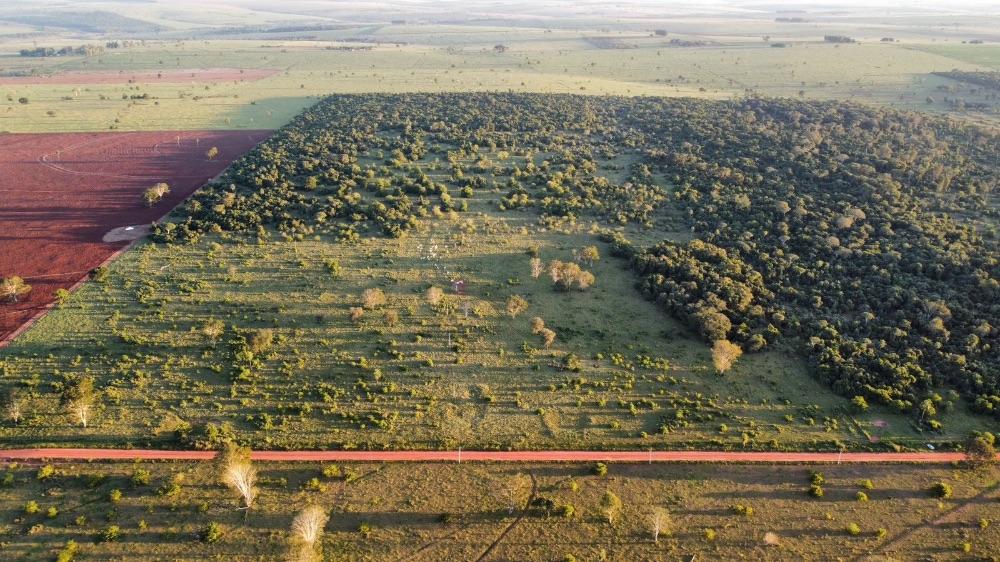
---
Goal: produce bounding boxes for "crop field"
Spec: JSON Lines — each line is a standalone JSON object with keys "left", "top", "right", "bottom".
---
{"left": 0, "top": 34, "right": 997, "bottom": 133}
{"left": 0, "top": 459, "right": 996, "bottom": 561}
{"left": 0, "top": 130, "right": 270, "bottom": 344}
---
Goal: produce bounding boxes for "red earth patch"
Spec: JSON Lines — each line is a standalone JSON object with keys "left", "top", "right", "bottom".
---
{"left": 0, "top": 130, "right": 271, "bottom": 345}
{"left": 0, "top": 67, "right": 279, "bottom": 85}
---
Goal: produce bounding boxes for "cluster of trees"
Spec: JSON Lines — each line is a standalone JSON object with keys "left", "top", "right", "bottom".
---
{"left": 19, "top": 45, "right": 105, "bottom": 57}
{"left": 153, "top": 92, "right": 999, "bottom": 424}
{"left": 143, "top": 183, "right": 170, "bottom": 207}
{"left": 632, "top": 239, "right": 779, "bottom": 352}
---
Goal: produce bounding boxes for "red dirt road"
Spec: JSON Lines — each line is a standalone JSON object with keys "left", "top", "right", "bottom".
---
{"left": 0, "top": 449, "right": 992, "bottom": 464}
{"left": 0, "top": 67, "right": 279, "bottom": 85}
{"left": 0, "top": 130, "right": 271, "bottom": 345}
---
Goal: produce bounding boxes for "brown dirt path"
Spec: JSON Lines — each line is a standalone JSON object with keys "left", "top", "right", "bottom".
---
{"left": 0, "top": 449, "right": 991, "bottom": 463}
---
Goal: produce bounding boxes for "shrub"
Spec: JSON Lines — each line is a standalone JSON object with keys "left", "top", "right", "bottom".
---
{"left": 704, "top": 528, "right": 716, "bottom": 541}
{"left": 592, "top": 462, "right": 608, "bottom": 477}
{"left": 56, "top": 540, "right": 78, "bottom": 562}
{"left": 506, "top": 295, "right": 529, "bottom": 318}
{"left": 858, "top": 479, "right": 874, "bottom": 490}
{"left": 24, "top": 501, "right": 40, "bottom": 514}
{"left": 846, "top": 522, "right": 861, "bottom": 536}
{"left": 930, "top": 481, "right": 953, "bottom": 499}
{"left": 99, "top": 525, "right": 120, "bottom": 542}
{"left": 109, "top": 489, "right": 122, "bottom": 503}
{"left": 808, "top": 485, "right": 824, "bottom": 498}
{"left": 131, "top": 469, "right": 151, "bottom": 486}
{"left": 37, "top": 465, "right": 55, "bottom": 480}
{"left": 558, "top": 504, "right": 575, "bottom": 518}
{"left": 200, "top": 522, "right": 223, "bottom": 543}
{"left": 856, "top": 492, "right": 869, "bottom": 502}
{"left": 362, "top": 288, "right": 387, "bottom": 309}
{"left": 46, "top": 506, "right": 59, "bottom": 518}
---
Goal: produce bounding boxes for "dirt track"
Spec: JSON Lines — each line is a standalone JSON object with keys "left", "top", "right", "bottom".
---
{"left": 0, "top": 448, "right": 992, "bottom": 463}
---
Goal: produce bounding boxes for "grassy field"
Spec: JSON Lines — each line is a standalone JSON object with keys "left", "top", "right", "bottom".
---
{"left": 0, "top": 34, "right": 997, "bottom": 133}
{"left": 0, "top": 459, "right": 996, "bottom": 560}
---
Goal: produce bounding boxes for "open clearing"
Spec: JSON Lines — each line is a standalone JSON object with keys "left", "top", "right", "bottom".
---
{"left": 0, "top": 460, "right": 996, "bottom": 560}
{"left": 0, "top": 130, "right": 270, "bottom": 344}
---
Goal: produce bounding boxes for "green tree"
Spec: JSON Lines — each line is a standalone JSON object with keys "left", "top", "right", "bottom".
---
{"left": 601, "top": 490, "right": 622, "bottom": 524}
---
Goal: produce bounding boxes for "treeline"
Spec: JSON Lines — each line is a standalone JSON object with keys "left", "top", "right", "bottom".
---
{"left": 19, "top": 45, "right": 105, "bottom": 57}
{"left": 155, "top": 93, "right": 1000, "bottom": 424}
{"left": 934, "top": 70, "right": 1000, "bottom": 91}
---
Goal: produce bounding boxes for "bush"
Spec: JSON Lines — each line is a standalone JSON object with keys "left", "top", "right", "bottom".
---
{"left": 199, "top": 522, "right": 223, "bottom": 543}
{"left": 99, "top": 525, "right": 120, "bottom": 542}
{"left": 24, "top": 500, "right": 39, "bottom": 514}
{"left": 592, "top": 462, "right": 608, "bottom": 477}
{"left": 846, "top": 522, "right": 862, "bottom": 536}
{"left": 856, "top": 492, "right": 869, "bottom": 502}
{"left": 808, "top": 485, "right": 824, "bottom": 498}
{"left": 36, "top": 465, "right": 55, "bottom": 480}
{"left": 131, "top": 469, "right": 151, "bottom": 486}
{"left": 56, "top": 540, "right": 78, "bottom": 562}
{"left": 930, "top": 481, "right": 953, "bottom": 499}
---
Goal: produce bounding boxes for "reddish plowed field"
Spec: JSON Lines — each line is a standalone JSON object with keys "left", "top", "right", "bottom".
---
{"left": 0, "top": 67, "right": 279, "bottom": 85}
{"left": 0, "top": 130, "right": 271, "bottom": 344}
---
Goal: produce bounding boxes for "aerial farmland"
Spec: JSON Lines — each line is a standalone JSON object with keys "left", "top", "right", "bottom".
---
{"left": 0, "top": 1, "right": 997, "bottom": 560}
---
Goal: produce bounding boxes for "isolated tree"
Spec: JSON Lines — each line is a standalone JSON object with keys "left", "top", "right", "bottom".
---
{"left": 965, "top": 433, "right": 997, "bottom": 467}
{"left": 290, "top": 505, "right": 329, "bottom": 561}
{"left": 601, "top": 490, "right": 622, "bottom": 524}
{"left": 548, "top": 260, "right": 595, "bottom": 291}
{"left": 62, "top": 377, "right": 97, "bottom": 428}
{"left": 539, "top": 328, "right": 557, "bottom": 348}
{"left": 3, "top": 389, "right": 25, "bottom": 424}
{"left": 650, "top": 507, "right": 671, "bottom": 543}
{"left": 578, "top": 245, "right": 600, "bottom": 266}
{"left": 0, "top": 276, "right": 32, "bottom": 303}
{"left": 362, "top": 288, "right": 387, "bottom": 309}
{"left": 503, "top": 473, "right": 530, "bottom": 515}
{"left": 143, "top": 182, "right": 171, "bottom": 207}
{"left": 426, "top": 286, "right": 443, "bottom": 307}
{"left": 506, "top": 295, "right": 529, "bottom": 318}
{"left": 220, "top": 446, "right": 259, "bottom": 514}
{"left": 206, "top": 146, "right": 219, "bottom": 160}
{"left": 711, "top": 340, "right": 743, "bottom": 373}
{"left": 529, "top": 257, "right": 543, "bottom": 279}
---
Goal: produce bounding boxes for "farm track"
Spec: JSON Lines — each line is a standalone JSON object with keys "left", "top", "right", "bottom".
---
{"left": 0, "top": 449, "right": 993, "bottom": 463}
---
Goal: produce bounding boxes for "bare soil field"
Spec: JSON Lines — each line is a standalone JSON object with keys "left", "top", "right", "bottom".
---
{"left": 0, "top": 129, "right": 270, "bottom": 344}
{"left": 0, "top": 67, "right": 279, "bottom": 85}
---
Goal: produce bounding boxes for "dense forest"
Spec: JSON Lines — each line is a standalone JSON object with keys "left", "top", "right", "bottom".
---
{"left": 156, "top": 93, "right": 1000, "bottom": 424}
